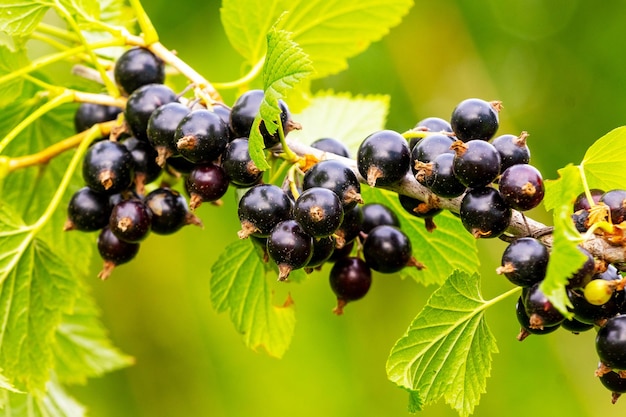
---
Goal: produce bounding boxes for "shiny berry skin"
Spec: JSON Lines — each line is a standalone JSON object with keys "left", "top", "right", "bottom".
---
{"left": 499, "top": 164, "right": 545, "bottom": 211}
{"left": 229, "top": 89, "right": 290, "bottom": 148}
{"left": 114, "top": 47, "right": 165, "bottom": 95}
{"left": 492, "top": 132, "right": 530, "bottom": 171}
{"left": 97, "top": 226, "right": 140, "bottom": 279}
{"left": 305, "top": 236, "right": 336, "bottom": 269}
{"left": 212, "top": 104, "right": 232, "bottom": 141}
{"left": 175, "top": 109, "right": 229, "bottom": 163}
{"left": 310, "top": 137, "right": 350, "bottom": 157}
{"left": 497, "top": 237, "right": 548, "bottom": 287}
{"left": 82, "top": 140, "right": 135, "bottom": 195}
{"left": 294, "top": 187, "right": 344, "bottom": 238}
{"left": 74, "top": 102, "right": 122, "bottom": 134}
{"left": 409, "top": 118, "right": 453, "bottom": 149}
{"left": 121, "top": 136, "right": 161, "bottom": 192}
{"left": 267, "top": 220, "right": 313, "bottom": 281}
{"left": 599, "top": 370, "right": 626, "bottom": 402}
{"left": 185, "top": 163, "right": 230, "bottom": 210}
{"left": 451, "top": 139, "right": 501, "bottom": 188}
{"left": 237, "top": 184, "right": 293, "bottom": 238}
{"left": 428, "top": 153, "right": 466, "bottom": 198}
{"left": 303, "top": 159, "right": 362, "bottom": 210}
{"left": 568, "top": 246, "right": 595, "bottom": 288}
{"left": 584, "top": 279, "right": 614, "bottom": 306}
{"left": 362, "top": 225, "right": 412, "bottom": 273}
{"left": 460, "top": 187, "right": 511, "bottom": 238}
{"left": 357, "top": 130, "right": 410, "bottom": 187}
{"left": 334, "top": 205, "right": 363, "bottom": 248}
{"left": 329, "top": 257, "right": 372, "bottom": 315}
{"left": 515, "top": 296, "right": 560, "bottom": 340}
{"left": 65, "top": 186, "right": 112, "bottom": 231}
{"left": 109, "top": 199, "right": 152, "bottom": 243}
{"left": 124, "top": 83, "right": 177, "bottom": 141}
{"left": 600, "top": 189, "right": 626, "bottom": 224}
{"left": 147, "top": 102, "right": 191, "bottom": 164}
{"left": 165, "top": 155, "right": 195, "bottom": 175}
{"left": 360, "top": 203, "right": 400, "bottom": 234}
{"left": 145, "top": 187, "right": 200, "bottom": 235}
{"left": 596, "top": 315, "right": 626, "bottom": 369}
{"left": 523, "top": 281, "right": 565, "bottom": 329}
{"left": 221, "top": 138, "right": 262, "bottom": 187}
{"left": 560, "top": 317, "right": 594, "bottom": 334}
{"left": 573, "top": 189, "right": 604, "bottom": 212}
{"left": 569, "top": 287, "right": 622, "bottom": 325}
{"left": 398, "top": 194, "right": 441, "bottom": 232}
{"left": 411, "top": 133, "right": 455, "bottom": 165}
{"left": 450, "top": 98, "right": 500, "bottom": 142}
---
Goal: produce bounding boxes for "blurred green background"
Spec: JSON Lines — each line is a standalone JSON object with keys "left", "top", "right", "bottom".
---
{"left": 71, "top": 1, "right": 626, "bottom": 416}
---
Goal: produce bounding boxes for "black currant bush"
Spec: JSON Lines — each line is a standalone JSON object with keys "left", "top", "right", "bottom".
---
{"left": 3, "top": 1, "right": 626, "bottom": 417}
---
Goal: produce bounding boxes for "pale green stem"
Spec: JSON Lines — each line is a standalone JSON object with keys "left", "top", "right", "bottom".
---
{"left": 30, "top": 32, "right": 70, "bottom": 51}
{"left": 213, "top": 58, "right": 266, "bottom": 90}
{"left": 0, "top": 91, "right": 75, "bottom": 154}
{"left": 128, "top": 0, "right": 159, "bottom": 45}
{"left": 37, "top": 22, "right": 79, "bottom": 42}
{"left": 578, "top": 164, "right": 596, "bottom": 209}
{"left": 276, "top": 120, "right": 299, "bottom": 163}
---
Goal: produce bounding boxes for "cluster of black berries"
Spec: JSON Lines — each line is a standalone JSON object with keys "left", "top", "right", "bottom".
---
{"left": 236, "top": 153, "right": 423, "bottom": 314}
{"left": 499, "top": 187, "right": 626, "bottom": 403}
{"left": 67, "top": 46, "right": 294, "bottom": 278}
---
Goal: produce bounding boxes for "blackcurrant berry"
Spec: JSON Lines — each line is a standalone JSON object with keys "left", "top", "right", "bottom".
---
{"left": 185, "top": 163, "right": 230, "bottom": 210}
{"left": 221, "top": 138, "right": 263, "bottom": 187}
{"left": 334, "top": 205, "right": 363, "bottom": 249}
{"left": 310, "top": 137, "right": 350, "bottom": 158}
{"left": 599, "top": 370, "right": 626, "bottom": 404}
{"left": 573, "top": 189, "right": 604, "bottom": 212}
{"left": 428, "top": 153, "right": 467, "bottom": 198}
{"left": 329, "top": 240, "right": 355, "bottom": 263}
{"left": 460, "top": 187, "right": 511, "bottom": 238}
{"left": 569, "top": 287, "right": 622, "bottom": 325}
{"left": 294, "top": 187, "right": 344, "bottom": 238}
{"left": 147, "top": 102, "right": 191, "bottom": 165}
{"left": 329, "top": 257, "right": 372, "bottom": 315}
{"left": 65, "top": 186, "right": 112, "bottom": 232}
{"left": 124, "top": 83, "right": 177, "bottom": 141}
{"left": 397, "top": 194, "right": 442, "bottom": 232}
{"left": 523, "top": 281, "right": 565, "bottom": 329}
{"left": 572, "top": 209, "right": 591, "bottom": 233}
{"left": 121, "top": 136, "right": 162, "bottom": 194}
{"left": 165, "top": 155, "right": 195, "bottom": 175}
{"left": 237, "top": 184, "right": 293, "bottom": 238}
{"left": 450, "top": 98, "right": 500, "bottom": 142}
{"left": 560, "top": 317, "right": 594, "bottom": 334}
{"left": 82, "top": 140, "right": 135, "bottom": 195}
{"left": 302, "top": 159, "right": 362, "bottom": 210}
{"left": 175, "top": 109, "right": 229, "bottom": 163}
{"left": 357, "top": 130, "right": 410, "bottom": 187}
{"left": 515, "top": 296, "right": 560, "bottom": 341}
{"left": 411, "top": 133, "right": 455, "bottom": 165}
{"left": 362, "top": 225, "right": 415, "bottom": 273}
{"left": 114, "top": 47, "right": 165, "bottom": 95}
{"left": 145, "top": 187, "right": 201, "bottom": 235}
{"left": 211, "top": 104, "right": 232, "bottom": 141}
{"left": 97, "top": 226, "right": 140, "bottom": 279}
{"left": 499, "top": 164, "right": 545, "bottom": 211}
{"left": 451, "top": 139, "right": 501, "bottom": 188}
{"left": 492, "top": 132, "right": 530, "bottom": 172}
{"left": 409, "top": 118, "right": 454, "bottom": 149}
{"left": 109, "top": 198, "right": 152, "bottom": 242}
{"left": 497, "top": 237, "right": 549, "bottom": 287}
{"left": 360, "top": 203, "right": 400, "bottom": 234}
{"left": 267, "top": 220, "right": 313, "bottom": 281}
{"left": 596, "top": 315, "right": 626, "bottom": 369}
{"left": 305, "top": 236, "right": 336, "bottom": 270}
{"left": 568, "top": 246, "right": 595, "bottom": 288}
{"left": 600, "top": 189, "right": 626, "bottom": 224}
{"left": 74, "top": 102, "right": 122, "bottom": 134}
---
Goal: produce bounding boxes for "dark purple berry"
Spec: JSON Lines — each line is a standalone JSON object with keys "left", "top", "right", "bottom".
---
{"left": 267, "top": 220, "right": 313, "bottom": 281}
{"left": 499, "top": 164, "right": 545, "bottom": 211}
{"left": 428, "top": 153, "right": 466, "bottom": 198}
{"left": 97, "top": 226, "right": 140, "bottom": 279}
{"left": 329, "top": 257, "right": 372, "bottom": 315}
{"left": 357, "top": 130, "right": 410, "bottom": 187}
{"left": 560, "top": 317, "right": 594, "bottom": 334}
{"left": 165, "top": 155, "right": 195, "bottom": 175}
{"left": 305, "top": 236, "right": 336, "bottom": 270}
{"left": 568, "top": 246, "right": 596, "bottom": 288}
{"left": 460, "top": 186, "right": 511, "bottom": 238}
{"left": 523, "top": 281, "right": 565, "bottom": 329}
{"left": 74, "top": 102, "right": 122, "bottom": 134}
{"left": 147, "top": 102, "right": 191, "bottom": 165}
{"left": 334, "top": 205, "right": 363, "bottom": 249}
{"left": 145, "top": 187, "right": 201, "bottom": 235}
{"left": 185, "top": 163, "right": 230, "bottom": 210}
{"left": 515, "top": 296, "right": 560, "bottom": 341}
{"left": 114, "top": 47, "right": 165, "bottom": 95}
{"left": 221, "top": 138, "right": 262, "bottom": 187}
{"left": 573, "top": 189, "right": 604, "bottom": 212}
{"left": 596, "top": 315, "right": 626, "bottom": 369}
{"left": 451, "top": 139, "right": 501, "bottom": 188}
{"left": 362, "top": 225, "right": 415, "bottom": 273}
{"left": 497, "top": 237, "right": 549, "bottom": 287}
{"left": 175, "top": 109, "right": 229, "bottom": 163}
{"left": 294, "top": 187, "right": 344, "bottom": 238}
{"left": 360, "top": 203, "right": 400, "bottom": 234}
{"left": 303, "top": 159, "right": 362, "bottom": 210}
{"left": 237, "top": 184, "right": 293, "bottom": 238}
{"left": 124, "top": 83, "right": 177, "bottom": 141}
{"left": 229, "top": 89, "right": 290, "bottom": 148}
{"left": 82, "top": 140, "right": 134, "bottom": 195}
{"left": 65, "top": 186, "right": 112, "bottom": 232}
{"left": 109, "top": 198, "right": 152, "bottom": 242}
{"left": 600, "top": 190, "right": 626, "bottom": 224}
{"left": 411, "top": 133, "right": 455, "bottom": 166}
{"left": 492, "top": 132, "right": 530, "bottom": 171}
{"left": 599, "top": 370, "right": 626, "bottom": 403}
{"left": 121, "top": 136, "right": 162, "bottom": 193}
{"left": 450, "top": 98, "right": 500, "bottom": 142}
{"left": 398, "top": 194, "right": 442, "bottom": 232}
{"left": 310, "top": 137, "right": 350, "bottom": 157}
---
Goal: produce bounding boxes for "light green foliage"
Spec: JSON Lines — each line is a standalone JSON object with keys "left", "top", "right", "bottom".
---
{"left": 0, "top": 2, "right": 50, "bottom": 40}
{"left": 0, "top": 46, "right": 27, "bottom": 107}
{"left": 362, "top": 188, "right": 480, "bottom": 285}
{"left": 248, "top": 28, "right": 313, "bottom": 170}
{"left": 288, "top": 91, "right": 390, "bottom": 156}
{"left": 387, "top": 271, "right": 513, "bottom": 417}
{"left": 581, "top": 126, "right": 626, "bottom": 191}
{"left": 221, "top": 0, "right": 413, "bottom": 78}
{"left": 1, "top": 377, "right": 86, "bottom": 417}
{"left": 210, "top": 239, "right": 296, "bottom": 358}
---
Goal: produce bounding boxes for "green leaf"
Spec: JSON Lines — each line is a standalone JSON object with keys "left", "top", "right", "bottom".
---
{"left": 2, "top": 377, "right": 85, "bottom": 417}
{"left": 249, "top": 28, "right": 313, "bottom": 170}
{"left": 387, "top": 271, "right": 515, "bottom": 417}
{"left": 221, "top": 0, "right": 413, "bottom": 78}
{"left": 0, "top": 45, "right": 28, "bottom": 107}
{"left": 0, "top": 1, "right": 50, "bottom": 38}
{"left": 288, "top": 90, "right": 390, "bottom": 156}
{"left": 59, "top": 0, "right": 99, "bottom": 22}
{"left": 581, "top": 126, "right": 626, "bottom": 191}
{"left": 362, "top": 187, "right": 480, "bottom": 285}
{"left": 541, "top": 165, "right": 586, "bottom": 316}
{"left": 53, "top": 284, "right": 134, "bottom": 385}
{"left": 210, "top": 239, "right": 296, "bottom": 358}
